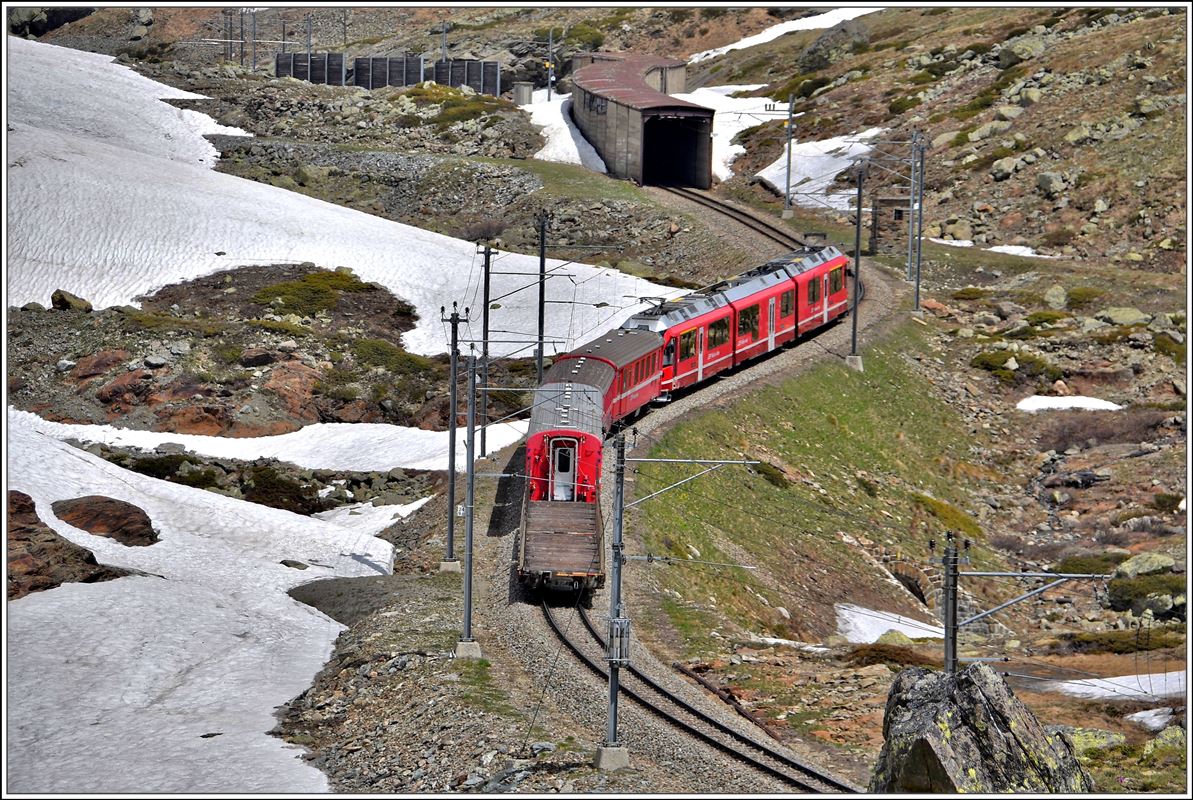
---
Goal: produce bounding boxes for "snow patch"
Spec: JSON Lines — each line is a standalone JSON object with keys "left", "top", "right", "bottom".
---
{"left": 835, "top": 603, "right": 944, "bottom": 644}
{"left": 313, "top": 496, "right": 434, "bottom": 537}
{"left": 1125, "top": 707, "right": 1175, "bottom": 732}
{"left": 756, "top": 128, "right": 886, "bottom": 211}
{"left": 1044, "top": 670, "right": 1186, "bottom": 701}
{"left": 672, "top": 86, "right": 792, "bottom": 181}
{"left": 10, "top": 408, "right": 528, "bottom": 472}
{"left": 928, "top": 237, "right": 976, "bottom": 247}
{"left": 986, "top": 244, "right": 1058, "bottom": 259}
{"left": 6, "top": 37, "right": 667, "bottom": 357}
{"left": 1016, "top": 396, "right": 1123, "bottom": 413}
{"left": 6, "top": 418, "right": 392, "bottom": 792}
{"left": 689, "top": 8, "right": 884, "bottom": 63}
{"left": 519, "top": 91, "right": 607, "bottom": 173}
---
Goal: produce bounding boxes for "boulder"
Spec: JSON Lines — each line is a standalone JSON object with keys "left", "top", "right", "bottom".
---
{"left": 1043, "top": 284, "right": 1067, "bottom": 310}
{"left": 1115, "top": 552, "right": 1175, "bottom": 578}
{"left": 1019, "top": 87, "right": 1043, "bottom": 106}
{"left": 51, "top": 289, "right": 92, "bottom": 312}
{"left": 1064, "top": 125, "right": 1091, "bottom": 145}
{"left": 1037, "top": 172, "right": 1067, "bottom": 197}
{"left": 995, "top": 105, "right": 1023, "bottom": 121}
{"left": 1143, "top": 726, "right": 1186, "bottom": 758}
{"left": 876, "top": 629, "right": 914, "bottom": 646}
{"left": 999, "top": 36, "right": 1045, "bottom": 68}
{"left": 1047, "top": 726, "right": 1125, "bottom": 754}
{"left": 239, "top": 347, "right": 276, "bottom": 367}
{"left": 990, "top": 156, "right": 1019, "bottom": 181}
{"left": 129, "top": 24, "right": 149, "bottom": 41}
{"left": 968, "top": 120, "right": 1012, "bottom": 142}
{"left": 870, "top": 664, "right": 1094, "bottom": 792}
{"left": 50, "top": 496, "right": 159, "bottom": 547}
{"left": 945, "top": 220, "right": 973, "bottom": 241}
{"left": 1096, "top": 307, "right": 1152, "bottom": 327}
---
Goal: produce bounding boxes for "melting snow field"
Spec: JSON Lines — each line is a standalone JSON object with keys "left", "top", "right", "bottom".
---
{"left": 10, "top": 408, "right": 528, "bottom": 472}
{"left": 688, "top": 7, "right": 883, "bottom": 63}
{"left": 835, "top": 603, "right": 945, "bottom": 644}
{"left": 929, "top": 238, "right": 1058, "bottom": 259}
{"left": 6, "top": 37, "right": 666, "bottom": 357}
{"left": 1043, "top": 670, "right": 1186, "bottom": 701}
{"left": 520, "top": 89, "right": 607, "bottom": 172}
{"left": 1016, "top": 396, "right": 1124, "bottom": 412}
{"left": 6, "top": 419, "right": 393, "bottom": 792}
{"left": 756, "top": 128, "right": 887, "bottom": 211}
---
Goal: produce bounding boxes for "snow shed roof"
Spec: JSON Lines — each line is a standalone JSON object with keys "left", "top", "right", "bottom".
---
{"left": 572, "top": 53, "right": 712, "bottom": 114}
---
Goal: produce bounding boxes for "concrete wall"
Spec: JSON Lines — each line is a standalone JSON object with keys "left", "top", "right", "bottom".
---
{"left": 572, "top": 86, "right": 645, "bottom": 183}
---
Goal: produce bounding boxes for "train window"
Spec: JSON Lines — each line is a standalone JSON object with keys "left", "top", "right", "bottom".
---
{"left": 780, "top": 290, "right": 794, "bottom": 317}
{"left": 556, "top": 448, "right": 571, "bottom": 473}
{"left": 737, "top": 305, "right": 760, "bottom": 338}
{"left": 829, "top": 267, "right": 844, "bottom": 294}
{"left": 808, "top": 279, "right": 821, "bottom": 303}
{"left": 664, "top": 339, "right": 676, "bottom": 366}
{"left": 708, "top": 317, "right": 730, "bottom": 348}
{"left": 680, "top": 330, "right": 697, "bottom": 360}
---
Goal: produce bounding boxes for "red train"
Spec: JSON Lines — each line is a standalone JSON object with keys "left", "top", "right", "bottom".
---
{"left": 517, "top": 245, "right": 851, "bottom": 591}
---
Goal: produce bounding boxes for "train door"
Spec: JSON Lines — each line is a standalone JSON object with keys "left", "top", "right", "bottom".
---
{"left": 805, "top": 275, "right": 824, "bottom": 330}
{"left": 697, "top": 328, "right": 705, "bottom": 382}
{"left": 767, "top": 297, "right": 777, "bottom": 351}
{"left": 823, "top": 274, "right": 831, "bottom": 324}
{"left": 550, "top": 438, "right": 577, "bottom": 501}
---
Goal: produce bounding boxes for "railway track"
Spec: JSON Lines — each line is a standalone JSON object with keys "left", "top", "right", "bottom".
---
{"left": 541, "top": 602, "right": 857, "bottom": 793}
{"left": 659, "top": 185, "right": 866, "bottom": 304}
{"left": 659, "top": 185, "right": 808, "bottom": 251}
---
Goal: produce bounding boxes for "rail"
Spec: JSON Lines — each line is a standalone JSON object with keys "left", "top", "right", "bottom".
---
{"left": 541, "top": 602, "right": 857, "bottom": 793}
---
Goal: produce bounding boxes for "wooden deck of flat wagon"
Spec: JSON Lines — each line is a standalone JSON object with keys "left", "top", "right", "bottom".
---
{"left": 518, "top": 500, "right": 605, "bottom": 591}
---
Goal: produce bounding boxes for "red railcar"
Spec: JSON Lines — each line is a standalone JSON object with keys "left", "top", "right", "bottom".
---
{"left": 518, "top": 245, "right": 851, "bottom": 591}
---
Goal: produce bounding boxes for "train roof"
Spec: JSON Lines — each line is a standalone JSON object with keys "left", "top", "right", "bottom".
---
{"left": 620, "top": 245, "right": 846, "bottom": 333}
{"left": 544, "top": 354, "right": 615, "bottom": 394}
{"left": 764, "top": 245, "right": 845, "bottom": 276}
{"left": 528, "top": 381, "right": 605, "bottom": 439}
{"left": 563, "top": 327, "right": 662, "bottom": 369}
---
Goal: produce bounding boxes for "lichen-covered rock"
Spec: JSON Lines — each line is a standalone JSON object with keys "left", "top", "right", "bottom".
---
{"left": 1115, "top": 552, "right": 1175, "bottom": 578}
{"left": 50, "top": 288, "right": 92, "bottom": 312}
{"left": 876, "top": 629, "right": 915, "bottom": 646}
{"left": 869, "top": 664, "right": 1095, "bottom": 793}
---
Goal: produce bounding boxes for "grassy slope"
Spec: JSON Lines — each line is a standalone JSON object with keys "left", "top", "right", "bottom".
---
{"left": 632, "top": 320, "right": 1010, "bottom": 658}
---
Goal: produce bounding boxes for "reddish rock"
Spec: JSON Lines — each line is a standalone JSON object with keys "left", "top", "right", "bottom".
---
{"left": 51, "top": 495, "right": 159, "bottom": 547}
{"left": 240, "top": 347, "right": 276, "bottom": 367}
{"left": 261, "top": 362, "right": 323, "bottom": 422}
{"left": 69, "top": 349, "right": 130, "bottom": 382}
{"left": 152, "top": 405, "right": 229, "bottom": 436}
{"left": 998, "top": 210, "right": 1026, "bottom": 230}
{"left": 147, "top": 376, "right": 215, "bottom": 405}
{"left": 226, "top": 419, "right": 301, "bottom": 437}
{"left": 920, "top": 298, "right": 955, "bottom": 318}
{"left": 7, "top": 490, "right": 130, "bottom": 600}
{"left": 327, "top": 399, "right": 383, "bottom": 423}
{"left": 96, "top": 369, "right": 153, "bottom": 406}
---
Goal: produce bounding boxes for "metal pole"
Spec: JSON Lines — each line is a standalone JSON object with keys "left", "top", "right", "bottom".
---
{"left": 782, "top": 93, "right": 794, "bottom": 219}
{"left": 441, "top": 303, "right": 463, "bottom": 564}
{"left": 606, "top": 433, "right": 626, "bottom": 747}
{"left": 943, "top": 533, "right": 958, "bottom": 676}
{"left": 850, "top": 160, "right": 865, "bottom": 357}
{"left": 251, "top": 11, "right": 257, "bottom": 72}
{"left": 480, "top": 244, "right": 492, "bottom": 457}
{"left": 462, "top": 349, "right": 477, "bottom": 642}
{"left": 441, "top": 20, "right": 448, "bottom": 62}
{"left": 342, "top": 9, "right": 347, "bottom": 47}
{"left": 906, "top": 131, "right": 918, "bottom": 280}
{"left": 239, "top": 10, "right": 245, "bottom": 68}
{"left": 547, "top": 28, "right": 554, "bottom": 101}
{"left": 225, "top": 11, "right": 232, "bottom": 61}
{"left": 282, "top": 18, "right": 286, "bottom": 54}
{"left": 306, "top": 13, "right": 312, "bottom": 56}
{"left": 914, "top": 140, "right": 926, "bottom": 312}
{"left": 537, "top": 212, "right": 547, "bottom": 384}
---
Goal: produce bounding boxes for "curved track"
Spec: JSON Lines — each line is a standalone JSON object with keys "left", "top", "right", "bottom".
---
{"left": 541, "top": 602, "right": 857, "bottom": 793}
{"left": 659, "top": 185, "right": 807, "bottom": 250}
{"left": 659, "top": 185, "right": 865, "bottom": 303}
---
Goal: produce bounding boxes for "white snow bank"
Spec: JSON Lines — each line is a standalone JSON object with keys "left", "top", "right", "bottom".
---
{"left": 756, "top": 128, "right": 886, "bottom": 211}
{"left": 835, "top": 603, "right": 944, "bottom": 644}
{"left": 520, "top": 91, "right": 607, "bottom": 172}
{"left": 6, "top": 37, "right": 666, "bottom": 357}
{"left": 1044, "top": 670, "right": 1186, "bottom": 701}
{"left": 986, "top": 244, "right": 1058, "bottom": 259}
{"left": 9, "top": 408, "right": 528, "bottom": 472}
{"left": 748, "top": 634, "right": 830, "bottom": 654}
{"left": 689, "top": 8, "right": 883, "bottom": 63}
{"left": 1125, "top": 707, "right": 1175, "bottom": 732}
{"left": 929, "top": 237, "right": 976, "bottom": 247}
{"left": 672, "top": 85, "right": 791, "bottom": 181}
{"left": 1016, "top": 396, "right": 1123, "bottom": 413}
{"left": 6, "top": 417, "right": 393, "bottom": 792}
{"left": 313, "top": 496, "right": 434, "bottom": 537}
